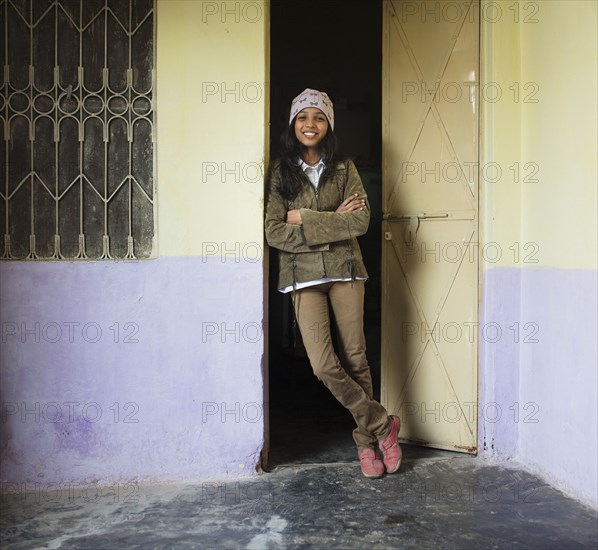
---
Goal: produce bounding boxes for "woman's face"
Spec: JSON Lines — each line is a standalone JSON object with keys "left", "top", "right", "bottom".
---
{"left": 294, "top": 108, "right": 329, "bottom": 149}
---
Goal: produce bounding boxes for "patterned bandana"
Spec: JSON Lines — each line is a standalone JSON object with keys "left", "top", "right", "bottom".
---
{"left": 289, "top": 88, "right": 334, "bottom": 131}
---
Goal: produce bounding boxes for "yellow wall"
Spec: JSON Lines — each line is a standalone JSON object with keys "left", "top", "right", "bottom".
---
{"left": 154, "top": 0, "right": 597, "bottom": 269}
{"left": 480, "top": 0, "right": 523, "bottom": 268}
{"left": 520, "top": 0, "right": 597, "bottom": 270}
{"left": 156, "top": 0, "right": 268, "bottom": 258}
{"left": 481, "top": 0, "right": 597, "bottom": 270}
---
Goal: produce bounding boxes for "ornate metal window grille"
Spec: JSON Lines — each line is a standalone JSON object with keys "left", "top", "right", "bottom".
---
{"left": 1, "top": 0, "right": 156, "bottom": 260}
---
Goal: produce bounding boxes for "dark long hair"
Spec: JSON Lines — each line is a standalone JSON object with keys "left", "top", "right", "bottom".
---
{"left": 277, "top": 115, "right": 346, "bottom": 201}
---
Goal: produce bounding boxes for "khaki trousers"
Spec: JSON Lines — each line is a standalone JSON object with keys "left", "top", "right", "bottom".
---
{"left": 292, "top": 281, "right": 390, "bottom": 450}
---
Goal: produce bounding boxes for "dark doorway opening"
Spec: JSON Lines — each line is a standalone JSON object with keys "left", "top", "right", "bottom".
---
{"left": 267, "top": 0, "right": 382, "bottom": 467}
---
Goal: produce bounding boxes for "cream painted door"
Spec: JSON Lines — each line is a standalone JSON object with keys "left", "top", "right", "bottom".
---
{"left": 381, "top": 0, "right": 479, "bottom": 453}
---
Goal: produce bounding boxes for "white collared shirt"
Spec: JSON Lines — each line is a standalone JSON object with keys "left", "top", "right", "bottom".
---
{"left": 298, "top": 156, "right": 326, "bottom": 188}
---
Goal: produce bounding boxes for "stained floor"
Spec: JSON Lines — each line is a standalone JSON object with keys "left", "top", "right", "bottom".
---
{"left": 2, "top": 446, "right": 597, "bottom": 549}
{"left": 2, "top": 357, "right": 597, "bottom": 549}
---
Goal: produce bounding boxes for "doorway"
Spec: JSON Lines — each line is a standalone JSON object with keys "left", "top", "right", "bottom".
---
{"left": 266, "top": 0, "right": 480, "bottom": 467}
{"left": 267, "top": 0, "right": 383, "bottom": 467}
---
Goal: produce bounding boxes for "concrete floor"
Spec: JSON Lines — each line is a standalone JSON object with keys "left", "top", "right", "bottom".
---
{"left": 2, "top": 363, "right": 597, "bottom": 549}
{"left": 1, "top": 448, "right": 597, "bottom": 549}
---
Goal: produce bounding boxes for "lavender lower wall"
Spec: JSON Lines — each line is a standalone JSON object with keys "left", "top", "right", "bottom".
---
{"left": 2, "top": 258, "right": 596, "bottom": 507}
{"left": 480, "top": 267, "right": 598, "bottom": 508}
{"left": 518, "top": 268, "right": 597, "bottom": 507}
{"left": 0, "top": 257, "right": 265, "bottom": 485}
{"left": 479, "top": 267, "right": 521, "bottom": 458}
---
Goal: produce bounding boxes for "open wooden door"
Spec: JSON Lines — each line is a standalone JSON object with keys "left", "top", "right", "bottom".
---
{"left": 381, "top": 0, "right": 479, "bottom": 453}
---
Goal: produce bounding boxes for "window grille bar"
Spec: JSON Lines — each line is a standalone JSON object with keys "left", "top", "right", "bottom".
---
{"left": 0, "top": 0, "right": 156, "bottom": 260}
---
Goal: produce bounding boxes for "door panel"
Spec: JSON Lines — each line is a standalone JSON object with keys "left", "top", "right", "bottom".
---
{"left": 381, "top": 0, "right": 479, "bottom": 453}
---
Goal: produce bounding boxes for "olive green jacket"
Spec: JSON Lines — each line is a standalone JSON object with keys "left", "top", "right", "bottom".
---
{"left": 265, "top": 158, "right": 370, "bottom": 290}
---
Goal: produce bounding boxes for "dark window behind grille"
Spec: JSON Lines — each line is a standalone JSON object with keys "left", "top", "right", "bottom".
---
{"left": 1, "top": 0, "right": 156, "bottom": 260}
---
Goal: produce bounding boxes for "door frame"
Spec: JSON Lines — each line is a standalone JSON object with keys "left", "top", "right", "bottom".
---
{"left": 262, "top": 0, "right": 491, "bottom": 467}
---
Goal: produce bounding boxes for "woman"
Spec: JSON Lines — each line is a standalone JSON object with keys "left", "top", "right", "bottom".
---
{"left": 265, "top": 88, "right": 401, "bottom": 478}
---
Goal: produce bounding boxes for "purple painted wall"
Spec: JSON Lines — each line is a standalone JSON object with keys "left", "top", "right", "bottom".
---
{"left": 480, "top": 267, "right": 598, "bottom": 508}
{"left": 518, "top": 268, "right": 597, "bottom": 507}
{"left": 0, "top": 257, "right": 265, "bottom": 485}
{"left": 479, "top": 267, "right": 521, "bottom": 458}
{"left": 2, "top": 258, "right": 596, "bottom": 507}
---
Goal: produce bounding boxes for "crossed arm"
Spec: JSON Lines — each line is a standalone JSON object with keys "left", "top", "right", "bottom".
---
{"left": 286, "top": 193, "right": 366, "bottom": 225}
{"left": 265, "top": 160, "right": 370, "bottom": 251}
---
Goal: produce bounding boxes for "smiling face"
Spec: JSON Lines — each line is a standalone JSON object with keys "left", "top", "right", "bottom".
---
{"left": 294, "top": 107, "right": 329, "bottom": 150}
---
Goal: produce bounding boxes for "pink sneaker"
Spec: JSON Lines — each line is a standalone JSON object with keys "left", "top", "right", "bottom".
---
{"left": 378, "top": 415, "right": 402, "bottom": 474}
{"left": 357, "top": 448, "right": 385, "bottom": 478}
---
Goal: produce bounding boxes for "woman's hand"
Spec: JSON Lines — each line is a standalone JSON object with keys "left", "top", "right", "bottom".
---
{"left": 336, "top": 193, "right": 365, "bottom": 213}
{"left": 286, "top": 209, "right": 303, "bottom": 225}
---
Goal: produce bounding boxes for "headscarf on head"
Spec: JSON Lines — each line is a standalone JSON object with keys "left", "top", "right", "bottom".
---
{"left": 289, "top": 88, "right": 334, "bottom": 130}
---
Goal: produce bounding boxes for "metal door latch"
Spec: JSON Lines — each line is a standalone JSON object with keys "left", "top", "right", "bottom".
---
{"left": 383, "top": 212, "right": 449, "bottom": 244}
{"left": 406, "top": 216, "right": 420, "bottom": 244}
